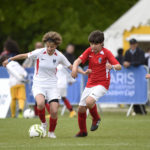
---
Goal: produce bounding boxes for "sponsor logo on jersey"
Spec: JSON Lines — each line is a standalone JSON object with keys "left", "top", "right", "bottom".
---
{"left": 98, "top": 57, "right": 102, "bottom": 63}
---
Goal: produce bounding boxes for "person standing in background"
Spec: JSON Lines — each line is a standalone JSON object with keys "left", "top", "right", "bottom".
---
{"left": 123, "top": 38, "right": 147, "bottom": 115}
{"left": 1, "top": 56, "right": 27, "bottom": 118}
{"left": 0, "top": 38, "right": 19, "bottom": 66}
{"left": 64, "top": 44, "right": 76, "bottom": 64}
{"left": 116, "top": 48, "right": 124, "bottom": 65}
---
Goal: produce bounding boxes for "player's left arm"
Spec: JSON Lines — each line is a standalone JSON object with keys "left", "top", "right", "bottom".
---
{"left": 107, "top": 50, "right": 122, "bottom": 70}
{"left": 68, "top": 60, "right": 91, "bottom": 77}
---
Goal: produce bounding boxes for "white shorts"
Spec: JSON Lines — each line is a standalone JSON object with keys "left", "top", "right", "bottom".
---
{"left": 79, "top": 85, "right": 107, "bottom": 106}
{"left": 58, "top": 88, "right": 67, "bottom": 97}
{"left": 32, "top": 86, "right": 61, "bottom": 102}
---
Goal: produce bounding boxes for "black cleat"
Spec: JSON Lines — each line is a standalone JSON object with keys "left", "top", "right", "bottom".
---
{"left": 75, "top": 132, "right": 88, "bottom": 137}
{"left": 90, "top": 119, "right": 101, "bottom": 131}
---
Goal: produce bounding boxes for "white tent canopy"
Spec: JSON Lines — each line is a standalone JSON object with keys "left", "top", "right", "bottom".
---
{"left": 104, "top": 0, "right": 150, "bottom": 56}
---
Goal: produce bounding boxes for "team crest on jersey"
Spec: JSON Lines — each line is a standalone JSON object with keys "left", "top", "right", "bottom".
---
{"left": 53, "top": 59, "right": 56, "bottom": 64}
{"left": 98, "top": 57, "right": 102, "bottom": 63}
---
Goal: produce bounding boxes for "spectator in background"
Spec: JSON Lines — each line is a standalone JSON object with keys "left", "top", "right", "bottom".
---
{"left": 116, "top": 48, "right": 124, "bottom": 65}
{"left": 1, "top": 56, "right": 27, "bottom": 118}
{"left": 123, "top": 38, "right": 147, "bottom": 115}
{"left": 64, "top": 44, "right": 76, "bottom": 64}
{"left": 22, "top": 41, "right": 50, "bottom": 116}
{"left": 144, "top": 48, "right": 150, "bottom": 69}
{"left": 22, "top": 42, "right": 43, "bottom": 68}
{"left": 0, "top": 38, "right": 19, "bottom": 66}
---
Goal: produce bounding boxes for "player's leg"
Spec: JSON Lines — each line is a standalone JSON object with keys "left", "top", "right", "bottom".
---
{"left": 35, "top": 94, "right": 47, "bottom": 136}
{"left": 75, "top": 106, "right": 87, "bottom": 137}
{"left": 17, "top": 84, "right": 26, "bottom": 118}
{"left": 35, "top": 94, "right": 46, "bottom": 122}
{"left": 10, "top": 86, "right": 16, "bottom": 118}
{"left": 45, "top": 100, "right": 50, "bottom": 114}
{"left": 62, "top": 97, "right": 76, "bottom": 118}
{"left": 45, "top": 100, "right": 50, "bottom": 118}
{"left": 48, "top": 100, "right": 59, "bottom": 138}
{"left": 46, "top": 88, "right": 60, "bottom": 138}
{"left": 10, "top": 98, "right": 16, "bottom": 118}
{"left": 86, "top": 85, "right": 107, "bottom": 131}
{"left": 86, "top": 96, "right": 100, "bottom": 131}
{"left": 75, "top": 88, "right": 89, "bottom": 137}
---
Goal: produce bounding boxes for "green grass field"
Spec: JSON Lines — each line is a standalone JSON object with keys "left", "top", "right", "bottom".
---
{"left": 0, "top": 110, "right": 150, "bottom": 150}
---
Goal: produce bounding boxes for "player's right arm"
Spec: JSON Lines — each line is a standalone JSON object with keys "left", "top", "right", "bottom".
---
{"left": 71, "top": 48, "right": 91, "bottom": 78}
{"left": 3, "top": 48, "right": 42, "bottom": 67}
{"left": 3, "top": 53, "right": 28, "bottom": 67}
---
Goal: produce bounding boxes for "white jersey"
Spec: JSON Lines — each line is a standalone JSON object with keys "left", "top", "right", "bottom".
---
{"left": 6, "top": 61, "right": 28, "bottom": 87}
{"left": 28, "top": 48, "right": 71, "bottom": 88}
{"left": 57, "top": 64, "right": 76, "bottom": 88}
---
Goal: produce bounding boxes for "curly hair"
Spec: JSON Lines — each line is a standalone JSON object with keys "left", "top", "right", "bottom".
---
{"left": 42, "top": 31, "right": 62, "bottom": 46}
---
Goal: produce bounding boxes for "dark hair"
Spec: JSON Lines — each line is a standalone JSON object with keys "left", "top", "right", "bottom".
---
{"left": 88, "top": 30, "right": 104, "bottom": 44}
{"left": 117, "top": 48, "right": 123, "bottom": 55}
{"left": 129, "top": 38, "right": 137, "bottom": 44}
{"left": 4, "top": 38, "right": 19, "bottom": 53}
{"left": 42, "top": 31, "right": 62, "bottom": 46}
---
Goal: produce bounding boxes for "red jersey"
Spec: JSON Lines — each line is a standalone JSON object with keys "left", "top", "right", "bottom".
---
{"left": 79, "top": 47, "right": 119, "bottom": 89}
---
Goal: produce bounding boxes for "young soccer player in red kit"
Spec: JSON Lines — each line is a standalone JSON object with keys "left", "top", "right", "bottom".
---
{"left": 71, "top": 30, "right": 122, "bottom": 137}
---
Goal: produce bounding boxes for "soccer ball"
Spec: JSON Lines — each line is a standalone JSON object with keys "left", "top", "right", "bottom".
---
{"left": 23, "top": 108, "right": 35, "bottom": 119}
{"left": 29, "top": 124, "right": 44, "bottom": 138}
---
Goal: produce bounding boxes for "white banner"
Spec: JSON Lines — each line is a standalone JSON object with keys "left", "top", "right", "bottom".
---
{"left": 0, "top": 79, "right": 11, "bottom": 118}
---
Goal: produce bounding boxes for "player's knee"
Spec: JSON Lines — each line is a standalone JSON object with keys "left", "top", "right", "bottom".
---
{"left": 78, "top": 106, "right": 86, "bottom": 113}
{"left": 86, "top": 100, "right": 95, "bottom": 109}
{"left": 37, "top": 102, "right": 45, "bottom": 110}
{"left": 50, "top": 109, "right": 58, "bottom": 117}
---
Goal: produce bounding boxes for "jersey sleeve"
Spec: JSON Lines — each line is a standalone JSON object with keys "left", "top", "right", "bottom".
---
{"left": 79, "top": 48, "right": 90, "bottom": 64}
{"left": 28, "top": 48, "right": 43, "bottom": 59}
{"left": 106, "top": 50, "right": 120, "bottom": 65}
{"left": 60, "top": 53, "right": 71, "bottom": 67}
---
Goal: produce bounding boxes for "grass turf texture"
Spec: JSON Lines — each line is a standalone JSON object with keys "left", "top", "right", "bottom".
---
{"left": 0, "top": 111, "right": 150, "bottom": 150}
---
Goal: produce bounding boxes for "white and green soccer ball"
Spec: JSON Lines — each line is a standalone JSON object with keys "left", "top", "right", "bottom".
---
{"left": 29, "top": 124, "right": 44, "bottom": 138}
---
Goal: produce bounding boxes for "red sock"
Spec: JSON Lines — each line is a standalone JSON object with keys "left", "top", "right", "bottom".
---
{"left": 89, "top": 104, "right": 100, "bottom": 124}
{"left": 38, "top": 108, "right": 46, "bottom": 123}
{"left": 78, "top": 112, "right": 87, "bottom": 133}
{"left": 49, "top": 117, "right": 57, "bottom": 132}
{"left": 45, "top": 103, "right": 50, "bottom": 114}
{"left": 63, "top": 98, "right": 72, "bottom": 111}
{"left": 34, "top": 105, "right": 38, "bottom": 116}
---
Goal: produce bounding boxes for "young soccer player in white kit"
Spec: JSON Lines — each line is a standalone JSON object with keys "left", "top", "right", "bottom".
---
{"left": 3, "top": 31, "right": 90, "bottom": 138}
{"left": 71, "top": 30, "right": 122, "bottom": 137}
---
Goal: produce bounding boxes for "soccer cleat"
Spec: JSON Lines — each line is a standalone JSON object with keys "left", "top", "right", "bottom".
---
{"left": 18, "top": 111, "right": 23, "bottom": 118}
{"left": 48, "top": 132, "right": 56, "bottom": 138}
{"left": 69, "top": 110, "right": 76, "bottom": 118}
{"left": 75, "top": 131, "right": 88, "bottom": 137}
{"left": 90, "top": 119, "right": 101, "bottom": 131}
{"left": 41, "top": 122, "right": 47, "bottom": 137}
